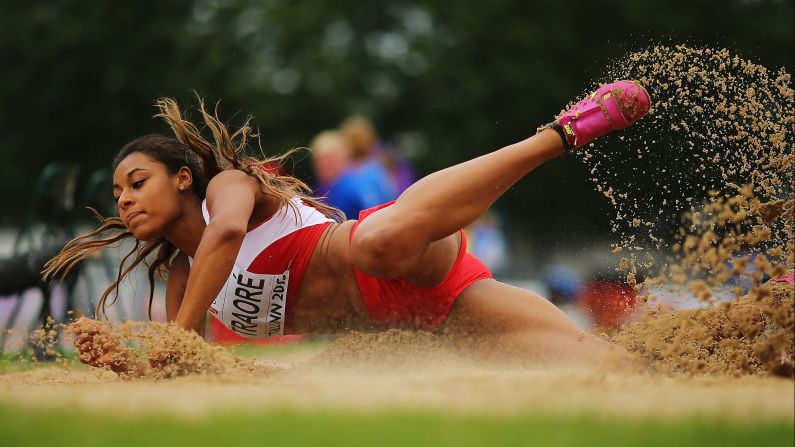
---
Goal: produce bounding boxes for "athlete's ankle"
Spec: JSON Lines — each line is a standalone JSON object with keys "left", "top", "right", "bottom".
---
{"left": 537, "top": 121, "right": 574, "bottom": 155}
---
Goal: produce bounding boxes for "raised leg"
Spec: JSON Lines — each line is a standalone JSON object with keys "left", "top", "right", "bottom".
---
{"left": 351, "top": 80, "right": 651, "bottom": 281}
{"left": 351, "top": 129, "right": 564, "bottom": 280}
{"left": 440, "top": 279, "right": 639, "bottom": 368}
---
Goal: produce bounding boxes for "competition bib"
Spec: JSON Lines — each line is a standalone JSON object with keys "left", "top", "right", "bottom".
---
{"left": 208, "top": 265, "right": 289, "bottom": 338}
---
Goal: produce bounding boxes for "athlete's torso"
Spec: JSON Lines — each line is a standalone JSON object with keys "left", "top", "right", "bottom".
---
{"left": 289, "top": 219, "right": 371, "bottom": 333}
{"left": 202, "top": 198, "right": 369, "bottom": 337}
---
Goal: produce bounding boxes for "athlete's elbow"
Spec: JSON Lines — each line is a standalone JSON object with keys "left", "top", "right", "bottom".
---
{"left": 204, "top": 220, "right": 247, "bottom": 245}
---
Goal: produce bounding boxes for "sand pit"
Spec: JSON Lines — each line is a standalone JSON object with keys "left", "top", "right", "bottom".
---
{"left": 2, "top": 323, "right": 794, "bottom": 423}
{"left": 1, "top": 351, "right": 793, "bottom": 423}
{"left": 613, "top": 282, "right": 794, "bottom": 377}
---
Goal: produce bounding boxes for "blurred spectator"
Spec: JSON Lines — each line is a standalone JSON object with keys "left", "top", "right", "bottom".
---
{"left": 311, "top": 130, "right": 383, "bottom": 219}
{"left": 311, "top": 130, "right": 350, "bottom": 195}
{"left": 340, "top": 115, "right": 413, "bottom": 196}
{"left": 543, "top": 264, "right": 582, "bottom": 306}
{"left": 541, "top": 264, "right": 591, "bottom": 330}
{"left": 466, "top": 212, "right": 509, "bottom": 277}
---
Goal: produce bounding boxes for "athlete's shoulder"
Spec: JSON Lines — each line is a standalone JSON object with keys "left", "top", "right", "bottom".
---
{"left": 205, "top": 170, "right": 261, "bottom": 201}
{"left": 207, "top": 169, "right": 256, "bottom": 188}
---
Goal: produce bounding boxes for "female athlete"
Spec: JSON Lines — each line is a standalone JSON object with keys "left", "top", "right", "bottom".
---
{"left": 45, "top": 81, "right": 651, "bottom": 374}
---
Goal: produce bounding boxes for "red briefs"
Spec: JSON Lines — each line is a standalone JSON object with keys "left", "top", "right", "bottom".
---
{"left": 351, "top": 201, "right": 493, "bottom": 331}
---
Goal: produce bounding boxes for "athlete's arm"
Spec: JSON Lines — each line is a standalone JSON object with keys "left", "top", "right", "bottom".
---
{"left": 165, "top": 252, "right": 189, "bottom": 322}
{"left": 174, "top": 170, "right": 261, "bottom": 332}
{"left": 164, "top": 251, "right": 208, "bottom": 338}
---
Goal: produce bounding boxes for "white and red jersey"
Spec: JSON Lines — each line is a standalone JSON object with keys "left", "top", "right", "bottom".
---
{"left": 200, "top": 198, "right": 334, "bottom": 338}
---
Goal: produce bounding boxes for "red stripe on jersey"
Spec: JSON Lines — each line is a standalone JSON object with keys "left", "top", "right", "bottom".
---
{"left": 246, "top": 222, "right": 332, "bottom": 333}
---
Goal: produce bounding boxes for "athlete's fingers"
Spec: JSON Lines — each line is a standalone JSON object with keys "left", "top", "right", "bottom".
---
{"left": 76, "top": 336, "right": 94, "bottom": 350}
{"left": 73, "top": 317, "right": 103, "bottom": 336}
{"left": 72, "top": 316, "right": 91, "bottom": 331}
{"left": 75, "top": 333, "right": 92, "bottom": 345}
{"left": 73, "top": 325, "right": 100, "bottom": 338}
{"left": 76, "top": 341, "right": 93, "bottom": 354}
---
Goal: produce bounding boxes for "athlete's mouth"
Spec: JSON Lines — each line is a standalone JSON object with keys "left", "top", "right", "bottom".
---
{"left": 126, "top": 211, "right": 144, "bottom": 226}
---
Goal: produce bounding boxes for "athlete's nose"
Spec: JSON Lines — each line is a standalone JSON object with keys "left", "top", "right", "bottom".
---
{"left": 117, "top": 190, "right": 134, "bottom": 209}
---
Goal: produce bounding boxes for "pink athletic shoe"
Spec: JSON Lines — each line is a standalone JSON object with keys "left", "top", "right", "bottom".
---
{"left": 556, "top": 80, "right": 651, "bottom": 150}
{"left": 770, "top": 270, "right": 794, "bottom": 285}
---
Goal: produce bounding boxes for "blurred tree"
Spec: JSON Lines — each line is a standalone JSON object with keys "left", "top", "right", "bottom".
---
{"left": 0, "top": 0, "right": 791, "bottom": 252}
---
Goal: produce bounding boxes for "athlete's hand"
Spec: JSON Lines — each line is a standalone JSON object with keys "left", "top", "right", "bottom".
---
{"left": 147, "top": 347, "right": 180, "bottom": 370}
{"left": 72, "top": 317, "right": 131, "bottom": 373}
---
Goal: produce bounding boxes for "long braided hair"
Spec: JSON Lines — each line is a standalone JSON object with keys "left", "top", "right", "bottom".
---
{"left": 43, "top": 96, "right": 342, "bottom": 319}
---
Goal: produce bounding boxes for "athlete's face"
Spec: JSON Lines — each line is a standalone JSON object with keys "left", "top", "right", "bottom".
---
{"left": 112, "top": 152, "right": 183, "bottom": 241}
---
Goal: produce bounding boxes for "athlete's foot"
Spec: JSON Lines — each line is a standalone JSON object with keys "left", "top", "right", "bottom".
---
{"left": 770, "top": 270, "right": 794, "bottom": 285}
{"left": 548, "top": 80, "right": 651, "bottom": 152}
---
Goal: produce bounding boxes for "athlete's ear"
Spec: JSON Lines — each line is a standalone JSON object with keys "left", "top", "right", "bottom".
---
{"left": 176, "top": 166, "right": 193, "bottom": 191}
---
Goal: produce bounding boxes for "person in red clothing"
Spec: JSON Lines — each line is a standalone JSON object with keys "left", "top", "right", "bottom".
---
{"left": 47, "top": 81, "right": 651, "bottom": 375}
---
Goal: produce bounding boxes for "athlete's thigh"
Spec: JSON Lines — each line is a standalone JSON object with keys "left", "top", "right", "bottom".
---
{"left": 352, "top": 204, "right": 460, "bottom": 285}
{"left": 440, "top": 279, "right": 582, "bottom": 338}
{"left": 400, "top": 232, "right": 460, "bottom": 287}
{"left": 438, "top": 279, "right": 635, "bottom": 366}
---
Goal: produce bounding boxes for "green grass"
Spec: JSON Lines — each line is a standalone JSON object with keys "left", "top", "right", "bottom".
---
{"left": 0, "top": 404, "right": 792, "bottom": 447}
{"left": 224, "top": 338, "right": 330, "bottom": 358}
{"left": 0, "top": 352, "right": 64, "bottom": 373}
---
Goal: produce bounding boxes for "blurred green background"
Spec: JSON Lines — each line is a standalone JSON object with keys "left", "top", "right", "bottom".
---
{"left": 1, "top": 0, "right": 792, "bottom": 250}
